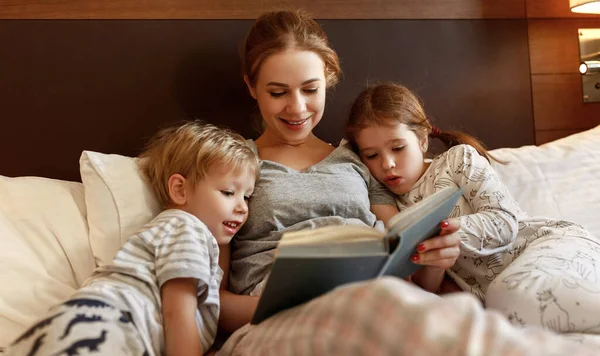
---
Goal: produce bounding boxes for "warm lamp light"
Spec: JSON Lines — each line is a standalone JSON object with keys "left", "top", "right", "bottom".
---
{"left": 579, "top": 61, "right": 600, "bottom": 74}
{"left": 570, "top": 0, "right": 600, "bottom": 13}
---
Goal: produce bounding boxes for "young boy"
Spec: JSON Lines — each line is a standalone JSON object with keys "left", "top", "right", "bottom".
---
{"left": 6, "top": 121, "right": 259, "bottom": 356}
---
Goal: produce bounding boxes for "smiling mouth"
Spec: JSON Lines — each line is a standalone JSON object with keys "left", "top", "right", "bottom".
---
{"left": 222, "top": 221, "right": 242, "bottom": 234}
{"left": 223, "top": 221, "right": 239, "bottom": 228}
{"left": 280, "top": 117, "right": 310, "bottom": 125}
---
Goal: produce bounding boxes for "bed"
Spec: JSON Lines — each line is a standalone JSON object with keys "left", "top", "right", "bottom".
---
{"left": 1, "top": 126, "right": 600, "bottom": 351}
{"left": 1, "top": 18, "right": 600, "bottom": 353}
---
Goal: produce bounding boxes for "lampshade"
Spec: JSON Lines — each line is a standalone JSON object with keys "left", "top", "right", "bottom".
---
{"left": 570, "top": 0, "right": 600, "bottom": 13}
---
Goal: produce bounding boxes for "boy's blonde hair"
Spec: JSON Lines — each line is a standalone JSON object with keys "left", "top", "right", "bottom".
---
{"left": 139, "top": 120, "right": 260, "bottom": 208}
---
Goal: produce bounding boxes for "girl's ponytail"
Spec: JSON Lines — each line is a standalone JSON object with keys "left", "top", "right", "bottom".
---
{"left": 430, "top": 127, "right": 506, "bottom": 164}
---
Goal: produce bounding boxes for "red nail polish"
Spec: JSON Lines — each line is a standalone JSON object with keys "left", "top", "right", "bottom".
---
{"left": 417, "top": 244, "right": 426, "bottom": 252}
{"left": 411, "top": 254, "right": 420, "bottom": 262}
{"left": 440, "top": 220, "right": 450, "bottom": 228}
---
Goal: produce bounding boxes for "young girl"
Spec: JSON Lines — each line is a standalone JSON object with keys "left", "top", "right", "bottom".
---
{"left": 5, "top": 121, "right": 259, "bottom": 356}
{"left": 345, "top": 82, "right": 600, "bottom": 333}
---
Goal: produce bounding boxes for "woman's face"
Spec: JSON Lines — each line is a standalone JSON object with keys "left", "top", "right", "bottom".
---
{"left": 246, "top": 50, "right": 326, "bottom": 145}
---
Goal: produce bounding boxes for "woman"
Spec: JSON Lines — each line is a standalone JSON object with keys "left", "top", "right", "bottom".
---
{"left": 215, "top": 9, "right": 596, "bottom": 355}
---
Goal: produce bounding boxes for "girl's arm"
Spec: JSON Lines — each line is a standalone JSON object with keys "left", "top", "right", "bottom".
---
{"left": 449, "top": 145, "right": 521, "bottom": 257}
{"left": 370, "top": 204, "right": 400, "bottom": 227}
{"left": 218, "top": 244, "right": 260, "bottom": 332}
{"left": 162, "top": 278, "right": 203, "bottom": 356}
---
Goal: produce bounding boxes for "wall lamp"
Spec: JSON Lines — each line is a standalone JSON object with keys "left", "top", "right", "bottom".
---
{"left": 570, "top": 0, "right": 600, "bottom": 14}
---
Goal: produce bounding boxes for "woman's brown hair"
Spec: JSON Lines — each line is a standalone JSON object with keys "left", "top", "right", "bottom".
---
{"left": 345, "top": 82, "right": 504, "bottom": 164}
{"left": 242, "top": 9, "right": 341, "bottom": 88}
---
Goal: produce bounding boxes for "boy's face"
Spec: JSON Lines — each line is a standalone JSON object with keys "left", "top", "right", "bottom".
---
{"left": 355, "top": 122, "right": 428, "bottom": 195}
{"left": 183, "top": 165, "right": 255, "bottom": 245}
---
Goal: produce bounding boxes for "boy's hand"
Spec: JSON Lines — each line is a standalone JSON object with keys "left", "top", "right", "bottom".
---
{"left": 411, "top": 218, "right": 461, "bottom": 269}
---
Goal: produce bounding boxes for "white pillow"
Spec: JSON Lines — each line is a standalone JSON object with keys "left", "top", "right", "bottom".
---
{"left": 0, "top": 176, "right": 95, "bottom": 287}
{"left": 80, "top": 151, "right": 161, "bottom": 266}
{"left": 490, "top": 125, "right": 600, "bottom": 239}
{"left": 0, "top": 176, "right": 94, "bottom": 347}
{"left": 0, "top": 213, "right": 77, "bottom": 347}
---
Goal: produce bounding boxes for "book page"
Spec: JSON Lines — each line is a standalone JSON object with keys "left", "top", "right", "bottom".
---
{"left": 279, "top": 225, "right": 384, "bottom": 246}
{"left": 278, "top": 239, "right": 388, "bottom": 257}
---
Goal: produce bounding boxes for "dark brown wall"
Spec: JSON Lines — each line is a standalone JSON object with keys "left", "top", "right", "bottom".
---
{"left": 1, "top": 1, "right": 598, "bottom": 145}
{"left": 2, "top": 0, "right": 599, "bottom": 179}
{"left": 0, "top": 19, "right": 533, "bottom": 181}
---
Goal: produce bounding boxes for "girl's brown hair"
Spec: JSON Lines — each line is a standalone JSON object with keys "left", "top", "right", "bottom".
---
{"left": 242, "top": 9, "right": 341, "bottom": 88}
{"left": 345, "top": 82, "right": 503, "bottom": 163}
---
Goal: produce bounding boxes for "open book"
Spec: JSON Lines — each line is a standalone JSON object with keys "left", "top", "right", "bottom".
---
{"left": 251, "top": 186, "right": 464, "bottom": 325}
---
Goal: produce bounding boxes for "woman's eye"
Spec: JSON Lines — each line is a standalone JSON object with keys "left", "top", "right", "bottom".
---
{"left": 220, "top": 190, "right": 234, "bottom": 197}
{"left": 270, "top": 91, "right": 286, "bottom": 98}
{"left": 303, "top": 88, "right": 319, "bottom": 95}
{"left": 392, "top": 146, "right": 405, "bottom": 152}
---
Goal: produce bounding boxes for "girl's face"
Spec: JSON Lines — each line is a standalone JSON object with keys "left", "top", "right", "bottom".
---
{"left": 355, "top": 122, "right": 428, "bottom": 195}
{"left": 246, "top": 50, "right": 326, "bottom": 145}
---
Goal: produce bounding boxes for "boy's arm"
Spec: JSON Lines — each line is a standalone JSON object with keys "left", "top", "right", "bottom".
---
{"left": 218, "top": 243, "right": 260, "bottom": 332}
{"left": 161, "top": 278, "right": 203, "bottom": 356}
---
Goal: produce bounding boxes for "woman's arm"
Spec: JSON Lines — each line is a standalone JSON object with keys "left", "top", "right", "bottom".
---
{"left": 162, "top": 278, "right": 203, "bottom": 356}
{"left": 218, "top": 244, "right": 260, "bottom": 332}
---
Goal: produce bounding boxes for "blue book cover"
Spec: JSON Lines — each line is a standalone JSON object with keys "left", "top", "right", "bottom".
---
{"left": 251, "top": 186, "right": 464, "bottom": 325}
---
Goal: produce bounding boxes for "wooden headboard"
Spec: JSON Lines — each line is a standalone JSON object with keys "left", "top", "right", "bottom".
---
{"left": 0, "top": 19, "right": 534, "bottom": 181}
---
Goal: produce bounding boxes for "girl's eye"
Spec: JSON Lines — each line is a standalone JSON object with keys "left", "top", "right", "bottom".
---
{"left": 270, "top": 91, "right": 286, "bottom": 98}
{"left": 303, "top": 88, "right": 319, "bottom": 94}
{"left": 220, "top": 190, "right": 234, "bottom": 197}
{"left": 365, "top": 153, "right": 378, "bottom": 160}
{"left": 392, "top": 146, "right": 405, "bottom": 152}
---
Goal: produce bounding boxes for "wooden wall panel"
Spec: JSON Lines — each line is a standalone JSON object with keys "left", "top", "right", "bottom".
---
{"left": 529, "top": 19, "right": 600, "bottom": 74}
{"left": 532, "top": 74, "right": 600, "bottom": 130}
{"left": 526, "top": 0, "right": 600, "bottom": 18}
{"left": 536, "top": 129, "right": 584, "bottom": 145}
{"left": 528, "top": 17, "right": 600, "bottom": 144}
{"left": 0, "top": 0, "right": 526, "bottom": 19}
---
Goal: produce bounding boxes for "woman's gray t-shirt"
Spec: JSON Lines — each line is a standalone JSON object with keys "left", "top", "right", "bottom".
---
{"left": 229, "top": 140, "right": 396, "bottom": 295}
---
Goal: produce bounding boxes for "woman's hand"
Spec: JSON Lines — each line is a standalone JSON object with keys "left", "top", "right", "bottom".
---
{"left": 411, "top": 218, "right": 461, "bottom": 269}
{"left": 410, "top": 219, "right": 461, "bottom": 293}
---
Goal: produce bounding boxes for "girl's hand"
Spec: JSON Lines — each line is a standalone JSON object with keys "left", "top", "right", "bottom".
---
{"left": 411, "top": 218, "right": 461, "bottom": 269}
